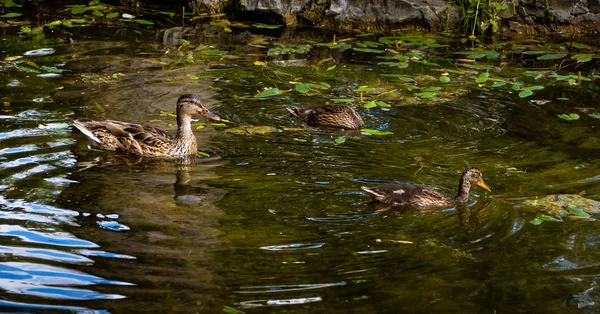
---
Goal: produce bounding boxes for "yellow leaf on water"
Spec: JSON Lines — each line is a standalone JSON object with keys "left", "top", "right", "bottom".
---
{"left": 254, "top": 61, "right": 267, "bottom": 66}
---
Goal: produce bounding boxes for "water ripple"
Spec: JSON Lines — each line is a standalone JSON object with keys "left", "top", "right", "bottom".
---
{"left": 0, "top": 262, "right": 131, "bottom": 300}
{"left": 239, "top": 296, "right": 322, "bottom": 308}
{"left": 259, "top": 242, "right": 325, "bottom": 251}
{"left": 0, "top": 299, "right": 107, "bottom": 314}
{"left": 0, "top": 225, "right": 98, "bottom": 248}
{"left": 235, "top": 281, "right": 346, "bottom": 293}
{"left": 0, "top": 245, "right": 93, "bottom": 264}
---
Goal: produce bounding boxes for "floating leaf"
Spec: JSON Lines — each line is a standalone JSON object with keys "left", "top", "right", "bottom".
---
{"left": 522, "top": 86, "right": 544, "bottom": 91}
{"left": 20, "top": 26, "right": 31, "bottom": 33}
{"left": 134, "top": 19, "right": 154, "bottom": 25}
{"left": 518, "top": 90, "right": 533, "bottom": 98}
{"left": 353, "top": 48, "right": 385, "bottom": 53}
{"left": 423, "top": 87, "right": 441, "bottom": 92}
{"left": 159, "top": 110, "right": 177, "bottom": 118}
{"left": 254, "top": 88, "right": 280, "bottom": 98}
{"left": 363, "top": 101, "right": 377, "bottom": 109}
{"left": 92, "top": 10, "right": 104, "bottom": 17}
{"left": 106, "top": 12, "right": 119, "bottom": 19}
{"left": 439, "top": 76, "right": 450, "bottom": 83}
{"left": 590, "top": 113, "right": 600, "bottom": 119}
{"left": 353, "top": 86, "right": 377, "bottom": 93}
{"left": 70, "top": 6, "right": 87, "bottom": 14}
{"left": 199, "top": 49, "right": 227, "bottom": 56}
{"left": 17, "top": 66, "right": 40, "bottom": 73}
{"left": 558, "top": 113, "right": 579, "bottom": 121}
{"left": 295, "top": 82, "right": 310, "bottom": 94}
{"left": 570, "top": 42, "right": 592, "bottom": 50}
{"left": 330, "top": 98, "right": 354, "bottom": 103}
{"left": 537, "top": 53, "right": 566, "bottom": 60}
{"left": 536, "top": 214, "right": 563, "bottom": 222}
{"left": 572, "top": 54, "right": 594, "bottom": 63}
{"left": 415, "top": 92, "right": 436, "bottom": 99}
{"left": 380, "top": 74, "right": 415, "bottom": 82}
{"left": 1, "top": 12, "right": 22, "bottom": 18}
{"left": 254, "top": 23, "right": 282, "bottom": 29}
{"left": 491, "top": 81, "right": 506, "bottom": 88}
{"left": 41, "top": 66, "right": 62, "bottom": 73}
{"left": 375, "top": 101, "right": 391, "bottom": 107}
{"left": 566, "top": 206, "right": 590, "bottom": 218}
{"left": 521, "top": 51, "right": 550, "bottom": 55}
{"left": 335, "top": 137, "right": 346, "bottom": 144}
{"left": 361, "top": 129, "right": 393, "bottom": 135}
{"left": 475, "top": 72, "right": 489, "bottom": 83}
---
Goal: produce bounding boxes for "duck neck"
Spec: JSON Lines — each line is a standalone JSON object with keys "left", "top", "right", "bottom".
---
{"left": 453, "top": 176, "right": 472, "bottom": 204}
{"left": 173, "top": 114, "right": 197, "bottom": 155}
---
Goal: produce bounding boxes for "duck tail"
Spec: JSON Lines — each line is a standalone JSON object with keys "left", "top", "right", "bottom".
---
{"left": 286, "top": 106, "right": 301, "bottom": 117}
{"left": 361, "top": 186, "right": 384, "bottom": 199}
{"left": 73, "top": 120, "right": 101, "bottom": 143}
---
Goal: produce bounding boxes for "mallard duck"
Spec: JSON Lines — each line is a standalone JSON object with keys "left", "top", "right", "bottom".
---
{"left": 361, "top": 166, "right": 491, "bottom": 209}
{"left": 287, "top": 105, "right": 364, "bottom": 130}
{"left": 73, "top": 94, "right": 221, "bottom": 158}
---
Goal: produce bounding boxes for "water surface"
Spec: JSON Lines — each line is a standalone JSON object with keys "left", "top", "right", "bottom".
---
{"left": 0, "top": 16, "right": 599, "bottom": 313}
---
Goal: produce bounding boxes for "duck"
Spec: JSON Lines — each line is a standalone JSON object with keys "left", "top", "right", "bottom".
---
{"left": 287, "top": 105, "right": 364, "bottom": 130}
{"left": 361, "top": 166, "right": 491, "bottom": 209}
{"left": 73, "top": 94, "right": 221, "bottom": 158}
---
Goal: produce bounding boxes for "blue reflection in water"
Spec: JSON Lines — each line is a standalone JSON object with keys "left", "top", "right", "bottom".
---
{"left": 0, "top": 299, "right": 108, "bottom": 314}
{"left": 0, "top": 262, "right": 133, "bottom": 300}
{"left": 0, "top": 225, "right": 99, "bottom": 248}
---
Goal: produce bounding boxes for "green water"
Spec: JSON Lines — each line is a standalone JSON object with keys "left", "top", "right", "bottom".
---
{"left": 0, "top": 16, "right": 599, "bottom": 313}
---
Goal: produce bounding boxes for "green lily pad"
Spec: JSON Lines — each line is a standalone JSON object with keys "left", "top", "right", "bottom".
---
{"left": 134, "top": 19, "right": 154, "bottom": 25}
{"left": 1, "top": 12, "right": 22, "bottom": 18}
{"left": 537, "top": 53, "right": 567, "bottom": 60}
{"left": 353, "top": 48, "right": 385, "bottom": 53}
{"left": 335, "top": 136, "right": 346, "bottom": 144}
{"left": 439, "top": 76, "right": 451, "bottom": 83}
{"left": 558, "top": 113, "right": 579, "bottom": 121}
{"left": 330, "top": 98, "right": 355, "bottom": 103}
{"left": 415, "top": 92, "right": 436, "bottom": 99}
{"left": 518, "top": 90, "right": 533, "bottom": 98}
{"left": 475, "top": 72, "right": 489, "bottom": 83}
{"left": 254, "top": 88, "right": 280, "bottom": 98}
{"left": 361, "top": 129, "right": 393, "bottom": 136}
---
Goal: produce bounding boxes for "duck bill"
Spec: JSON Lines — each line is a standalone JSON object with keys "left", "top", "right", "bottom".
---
{"left": 477, "top": 180, "right": 492, "bottom": 192}
{"left": 200, "top": 108, "right": 221, "bottom": 121}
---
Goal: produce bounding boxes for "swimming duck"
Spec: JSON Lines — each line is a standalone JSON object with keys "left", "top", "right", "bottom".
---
{"left": 361, "top": 166, "right": 491, "bottom": 209}
{"left": 287, "top": 105, "right": 364, "bottom": 130}
{"left": 73, "top": 94, "right": 221, "bottom": 158}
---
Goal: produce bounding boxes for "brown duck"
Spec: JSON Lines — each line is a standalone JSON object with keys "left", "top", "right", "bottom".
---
{"left": 361, "top": 166, "right": 491, "bottom": 209}
{"left": 73, "top": 94, "right": 221, "bottom": 158}
{"left": 287, "top": 105, "right": 364, "bottom": 130}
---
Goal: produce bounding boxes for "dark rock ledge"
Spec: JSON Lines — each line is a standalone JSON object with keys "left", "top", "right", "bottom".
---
{"left": 185, "top": 0, "right": 600, "bottom": 33}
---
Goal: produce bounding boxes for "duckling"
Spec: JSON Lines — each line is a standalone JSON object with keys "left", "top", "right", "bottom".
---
{"left": 361, "top": 166, "right": 491, "bottom": 209}
{"left": 73, "top": 94, "right": 220, "bottom": 158}
{"left": 287, "top": 105, "right": 364, "bottom": 130}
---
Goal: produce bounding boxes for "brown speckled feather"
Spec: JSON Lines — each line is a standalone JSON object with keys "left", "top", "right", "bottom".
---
{"left": 361, "top": 167, "right": 491, "bottom": 209}
{"left": 288, "top": 105, "right": 364, "bottom": 130}
{"left": 361, "top": 183, "right": 451, "bottom": 208}
{"left": 73, "top": 94, "right": 220, "bottom": 158}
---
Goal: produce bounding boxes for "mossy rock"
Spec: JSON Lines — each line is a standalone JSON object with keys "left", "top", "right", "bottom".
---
{"left": 524, "top": 194, "right": 600, "bottom": 221}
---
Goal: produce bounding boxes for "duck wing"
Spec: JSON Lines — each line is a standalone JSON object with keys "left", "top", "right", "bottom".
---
{"left": 309, "top": 105, "right": 364, "bottom": 129}
{"left": 74, "top": 120, "right": 174, "bottom": 156}
{"left": 362, "top": 183, "right": 450, "bottom": 208}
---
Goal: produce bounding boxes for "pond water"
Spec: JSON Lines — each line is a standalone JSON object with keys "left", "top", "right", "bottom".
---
{"left": 1, "top": 8, "right": 600, "bottom": 313}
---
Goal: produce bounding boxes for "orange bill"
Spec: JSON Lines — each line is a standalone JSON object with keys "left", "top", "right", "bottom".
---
{"left": 201, "top": 108, "right": 221, "bottom": 121}
{"left": 477, "top": 180, "right": 491, "bottom": 192}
